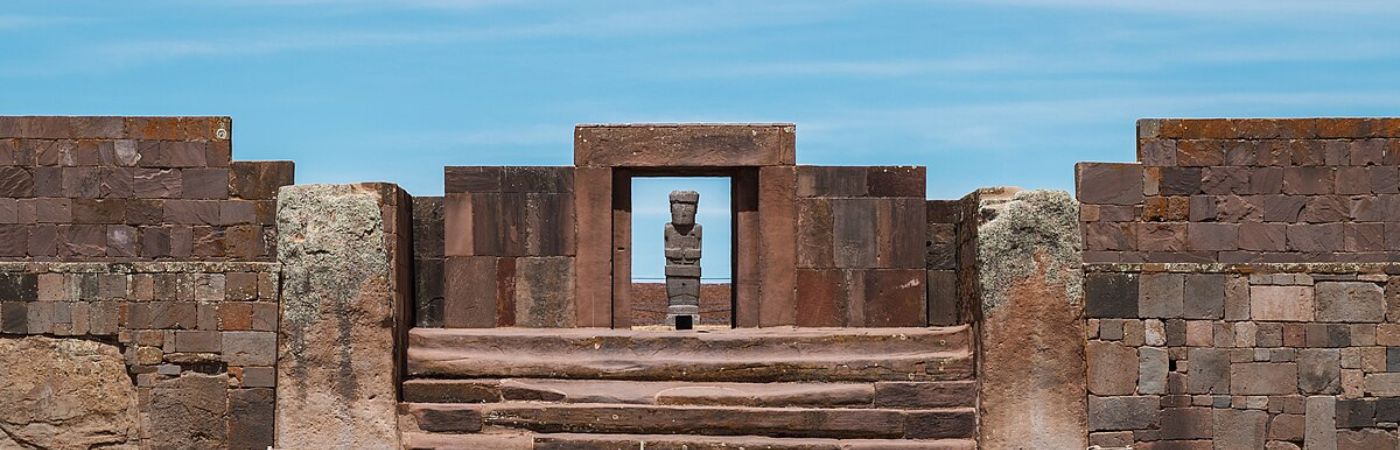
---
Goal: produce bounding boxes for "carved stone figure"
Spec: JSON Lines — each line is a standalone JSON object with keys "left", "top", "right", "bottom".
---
{"left": 664, "top": 190, "right": 702, "bottom": 329}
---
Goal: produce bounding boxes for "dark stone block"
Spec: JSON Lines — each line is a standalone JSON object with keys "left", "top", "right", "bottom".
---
{"left": 1159, "top": 167, "right": 1202, "bottom": 196}
{"left": 866, "top": 166, "right": 925, "bottom": 197}
{"left": 0, "top": 166, "right": 33, "bottom": 198}
{"left": 1337, "top": 399, "right": 1376, "bottom": 429}
{"left": 796, "top": 166, "right": 866, "bottom": 198}
{"left": 1388, "top": 347, "right": 1400, "bottom": 372}
{"left": 228, "top": 388, "right": 275, "bottom": 450}
{"left": 1182, "top": 274, "right": 1224, "bottom": 319}
{"left": 445, "top": 166, "right": 503, "bottom": 193}
{"left": 1376, "top": 397, "right": 1400, "bottom": 422}
{"left": 503, "top": 166, "right": 573, "bottom": 193}
{"left": 182, "top": 168, "right": 230, "bottom": 200}
{"left": 412, "top": 196, "right": 444, "bottom": 258}
{"left": 1085, "top": 272, "right": 1139, "bottom": 318}
{"left": 1, "top": 302, "right": 26, "bottom": 333}
{"left": 1076, "top": 163, "right": 1143, "bottom": 205}
{"left": 230, "top": 161, "right": 295, "bottom": 200}
{"left": 0, "top": 273, "right": 38, "bottom": 302}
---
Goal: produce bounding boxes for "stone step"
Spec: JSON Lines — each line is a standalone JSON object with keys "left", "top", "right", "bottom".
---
{"left": 407, "top": 326, "right": 973, "bottom": 382}
{"left": 402, "top": 378, "right": 976, "bottom": 410}
{"left": 402, "top": 431, "right": 977, "bottom": 450}
{"left": 402, "top": 402, "right": 976, "bottom": 440}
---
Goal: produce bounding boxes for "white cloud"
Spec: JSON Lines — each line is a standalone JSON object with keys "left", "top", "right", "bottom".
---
{"left": 0, "top": 15, "right": 88, "bottom": 31}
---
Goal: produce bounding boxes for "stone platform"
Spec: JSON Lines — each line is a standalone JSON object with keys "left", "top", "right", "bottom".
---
{"left": 401, "top": 326, "right": 976, "bottom": 448}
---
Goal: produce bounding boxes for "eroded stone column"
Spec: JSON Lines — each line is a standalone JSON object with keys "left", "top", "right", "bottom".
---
{"left": 973, "top": 189, "right": 1088, "bottom": 448}
{"left": 275, "top": 183, "right": 410, "bottom": 449}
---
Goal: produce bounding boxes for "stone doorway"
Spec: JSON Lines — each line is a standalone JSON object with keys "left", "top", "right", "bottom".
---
{"left": 614, "top": 169, "right": 753, "bottom": 329}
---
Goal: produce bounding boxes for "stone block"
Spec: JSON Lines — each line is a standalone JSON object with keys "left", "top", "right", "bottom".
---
{"left": 0, "top": 336, "right": 139, "bottom": 448}
{"left": 149, "top": 374, "right": 229, "bottom": 449}
{"left": 513, "top": 257, "right": 575, "bottom": 328}
{"left": 1366, "top": 373, "right": 1400, "bottom": 396}
{"left": 524, "top": 193, "right": 574, "bottom": 256}
{"left": 796, "top": 166, "right": 866, "bottom": 198}
{"left": 230, "top": 161, "right": 294, "bottom": 200}
{"left": 444, "top": 166, "right": 503, "bottom": 193}
{"left": 1283, "top": 167, "right": 1334, "bottom": 194}
{"left": 443, "top": 256, "right": 498, "bottom": 328}
{"left": 796, "top": 198, "right": 834, "bottom": 268}
{"left": 1139, "top": 346, "right": 1168, "bottom": 395}
{"left": 1232, "top": 363, "right": 1299, "bottom": 396}
{"left": 1088, "top": 396, "right": 1159, "bottom": 431}
{"left": 974, "top": 190, "right": 1086, "bottom": 448}
{"left": 831, "top": 198, "right": 877, "bottom": 268}
{"left": 1088, "top": 341, "right": 1138, "bottom": 396}
{"left": 1338, "top": 429, "right": 1398, "bottom": 450}
{"left": 1140, "top": 272, "right": 1184, "bottom": 318}
{"left": 1182, "top": 274, "right": 1224, "bottom": 320}
{"left": 866, "top": 166, "right": 925, "bottom": 197}
{"left": 1297, "top": 349, "right": 1341, "bottom": 395}
{"left": 229, "top": 388, "right": 275, "bottom": 449}
{"left": 276, "top": 184, "right": 405, "bottom": 449}
{"left": 863, "top": 269, "right": 925, "bottom": 327}
{"left": 1315, "top": 281, "right": 1384, "bottom": 323}
{"left": 1086, "top": 272, "right": 1138, "bottom": 319}
{"left": 1213, "top": 408, "right": 1268, "bottom": 449}
{"left": 1138, "top": 222, "right": 1188, "bottom": 251}
{"left": 223, "top": 331, "right": 275, "bottom": 366}
{"left": 1287, "top": 223, "right": 1344, "bottom": 252}
{"left": 182, "top": 168, "right": 230, "bottom": 199}
{"left": 1076, "top": 162, "right": 1144, "bottom": 205}
{"left": 1187, "top": 222, "right": 1238, "bottom": 251}
{"left": 1252, "top": 285, "right": 1315, "bottom": 322}
{"left": 574, "top": 124, "right": 794, "bottom": 167}
{"left": 1187, "top": 348, "right": 1230, "bottom": 394}
{"left": 1159, "top": 407, "right": 1213, "bottom": 440}
{"left": 1269, "top": 413, "right": 1305, "bottom": 441}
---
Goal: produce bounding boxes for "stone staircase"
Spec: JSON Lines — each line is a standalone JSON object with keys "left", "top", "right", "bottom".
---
{"left": 400, "top": 326, "right": 977, "bottom": 449}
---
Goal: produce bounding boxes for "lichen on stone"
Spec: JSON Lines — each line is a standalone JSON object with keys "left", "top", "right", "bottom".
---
{"left": 975, "top": 189, "right": 1083, "bottom": 311}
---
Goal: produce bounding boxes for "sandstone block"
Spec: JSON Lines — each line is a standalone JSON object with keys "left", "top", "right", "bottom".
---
{"left": 1231, "top": 363, "right": 1298, "bottom": 395}
{"left": 1086, "top": 272, "right": 1138, "bottom": 319}
{"left": 1315, "top": 281, "right": 1384, "bottom": 323}
{"left": 149, "top": 373, "right": 229, "bottom": 449}
{"left": 1252, "top": 285, "right": 1315, "bottom": 322}
{"left": 1296, "top": 349, "right": 1341, "bottom": 395}
{"left": 575, "top": 124, "right": 795, "bottom": 167}
{"left": 1213, "top": 408, "right": 1267, "bottom": 449}
{"left": 1088, "top": 341, "right": 1138, "bottom": 396}
{"left": 1076, "top": 162, "right": 1144, "bottom": 205}
{"left": 0, "top": 336, "right": 139, "bottom": 449}
{"left": 1088, "top": 396, "right": 1159, "bottom": 431}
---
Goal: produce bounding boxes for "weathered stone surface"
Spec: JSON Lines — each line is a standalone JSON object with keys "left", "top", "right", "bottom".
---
{"left": 276, "top": 184, "right": 404, "bottom": 449}
{"left": 1232, "top": 362, "right": 1298, "bottom": 395}
{"left": 409, "top": 326, "right": 972, "bottom": 382}
{"left": 1297, "top": 349, "right": 1341, "bottom": 395}
{"left": 974, "top": 190, "right": 1086, "bottom": 449}
{"left": 0, "top": 336, "right": 139, "bottom": 449}
{"left": 1088, "top": 396, "right": 1159, "bottom": 431}
{"left": 1213, "top": 408, "right": 1267, "bottom": 449}
{"left": 1088, "top": 341, "right": 1137, "bottom": 396}
{"left": 1187, "top": 348, "right": 1230, "bottom": 394}
{"left": 1138, "top": 346, "right": 1168, "bottom": 395}
{"left": 1252, "top": 285, "right": 1315, "bottom": 321}
{"left": 575, "top": 124, "right": 795, "bottom": 167}
{"left": 1338, "top": 429, "right": 1398, "bottom": 450}
{"left": 1306, "top": 395, "right": 1337, "bottom": 450}
{"left": 1086, "top": 272, "right": 1138, "bottom": 319}
{"left": 1140, "top": 272, "right": 1185, "bottom": 318}
{"left": 148, "top": 373, "right": 229, "bottom": 449}
{"left": 1315, "top": 281, "right": 1385, "bottom": 323}
{"left": 1076, "top": 162, "right": 1144, "bottom": 205}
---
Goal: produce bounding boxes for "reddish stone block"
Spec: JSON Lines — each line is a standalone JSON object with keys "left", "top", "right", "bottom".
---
{"left": 831, "top": 198, "right": 877, "bottom": 269}
{"left": 503, "top": 166, "right": 573, "bottom": 193}
{"left": 224, "top": 225, "right": 262, "bottom": 259}
{"left": 1186, "top": 222, "right": 1238, "bottom": 251}
{"left": 444, "top": 193, "right": 473, "bottom": 257}
{"left": 164, "top": 200, "right": 220, "bottom": 225}
{"left": 181, "top": 168, "right": 229, "bottom": 199}
{"left": 495, "top": 257, "right": 516, "bottom": 327}
{"left": 574, "top": 124, "right": 795, "bottom": 167}
{"left": 1138, "top": 222, "right": 1187, "bottom": 251}
{"left": 412, "top": 196, "right": 444, "bottom": 258}
{"left": 1176, "top": 140, "right": 1224, "bottom": 166}
{"left": 1201, "top": 167, "right": 1249, "bottom": 195}
{"left": 757, "top": 165, "right": 797, "bottom": 326}
{"left": 525, "top": 193, "right": 574, "bottom": 256}
{"left": 444, "top": 256, "right": 498, "bottom": 328}
{"left": 192, "top": 226, "right": 226, "bottom": 257}
{"left": 875, "top": 198, "right": 925, "bottom": 269}
{"left": 0, "top": 166, "right": 33, "bottom": 197}
{"left": 140, "top": 226, "right": 172, "bottom": 257}
{"left": 229, "top": 161, "right": 294, "bottom": 200}
{"left": 107, "top": 225, "right": 138, "bottom": 257}
{"left": 444, "top": 166, "right": 503, "bottom": 193}
{"left": 866, "top": 166, "right": 924, "bottom": 197}
{"left": 1238, "top": 222, "right": 1287, "bottom": 251}
{"left": 863, "top": 269, "right": 925, "bottom": 327}
{"left": 160, "top": 141, "right": 207, "bottom": 167}
{"left": 795, "top": 269, "right": 845, "bottom": 327}
{"left": 572, "top": 167, "right": 612, "bottom": 327}
{"left": 1139, "top": 138, "right": 1176, "bottom": 165}
{"left": 219, "top": 200, "right": 256, "bottom": 225}
{"left": 1298, "top": 196, "right": 1349, "bottom": 223}
{"left": 1076, "top": 163, "right": 1144, "bottom": 205}
{"left": 796, "top": 166, "right": 866, "bottom": 198}
{"left": 1282, "top": 167, "right": 1334, "bottom": 195}
{"left": 98, "top": 167, "right": 134, "bottom": 199}
{"left": 133, "top": 168, "right": 181, "bottom": 198}
{"left": 62, "top": 224, "right": 106, "bottom": 257}
{"left": 1287, "top": 223, "right": 1344, "bottom": 252}
{"left": 1345, "top": 223, "right": 1386, "bottom": 252}
{"left": 1159, "top": 167, "right": 1203, "bottom": 196}
{"left": 27, "top": 225, "right": 57, "bottom": 257}
{"left": 0, "top": 225, "right": 25, "bottom": 256}
{"left": 62, "top": 167, "right": 100, "bottom": 198}
{"left": 796, "top": 198, "right": 834, "bottom": 268}
{"left": 72, "top": 199, "right": 125, "bottom": 224}
{"left": 1142, "top": 196, "right": 1189, "bottom": 221}
{"left": 1248, "top": 167, "right": 1282, "bottom": 194}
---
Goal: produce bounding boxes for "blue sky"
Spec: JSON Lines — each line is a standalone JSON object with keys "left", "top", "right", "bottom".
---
{"left": 4, "top": 1, "right": 1399, "bottom": 279}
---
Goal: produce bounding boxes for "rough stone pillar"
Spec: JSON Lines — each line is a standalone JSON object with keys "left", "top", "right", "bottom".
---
{"left": 275, "top": 183, "right": 412, "bottom": 449}
{"left": 972, "top": 189, "right": 1088, "bottom": 448}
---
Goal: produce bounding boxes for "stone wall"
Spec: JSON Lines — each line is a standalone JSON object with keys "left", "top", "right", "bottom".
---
{"left": 441, "top": 166, "right": 576, "bottom": 328}
{"left": 926, "top": 198, "right": 962, "bottom": 326}
{"left": 0, "top": 261, "right": 279, "bottom": 449}
{"left": 793, "top": 166, "right": 928, "bottom": 327}
{"left": 1084, "top": 263, "right": 1400, "bottom": 448}
{"left": 629, "top": 282, "right": 732, "bottom": 326}
{"left": 1078, "top": 118, "right": 1400, "bottom": 264}
{"left": 0, "top": 116, "right": 293, "bottom": 262}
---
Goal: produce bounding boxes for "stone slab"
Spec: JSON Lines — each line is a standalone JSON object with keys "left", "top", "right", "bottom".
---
{"left": 575, "top": 124, "right": 795, "bottom": 167}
